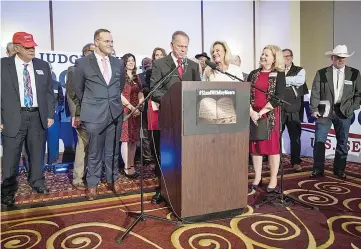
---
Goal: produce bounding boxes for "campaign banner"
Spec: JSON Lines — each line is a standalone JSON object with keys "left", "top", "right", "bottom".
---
{"left": 282, "top": 93, "right": 361, "bottom": 163}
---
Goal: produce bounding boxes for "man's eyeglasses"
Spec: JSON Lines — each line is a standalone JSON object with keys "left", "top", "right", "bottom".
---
{"left": 97, "top": 39, "right": 113, "bottom": 44}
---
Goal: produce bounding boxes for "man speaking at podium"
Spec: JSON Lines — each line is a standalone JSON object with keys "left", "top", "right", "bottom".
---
{"left": 150, "top": 30, "right": 201, "bottom": 204}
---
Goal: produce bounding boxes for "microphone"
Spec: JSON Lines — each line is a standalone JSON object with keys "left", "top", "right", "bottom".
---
{"left": 182, "top": 57, "right": 188, "bottom": 76}
{"left": 205, "top": 59, "right": 244, "bottom": 82}
{"left": 205, "top": 59, "right": 224, "bottom": 73}
{"left": 182, "top": 57, "right": 188, "bottom": 66}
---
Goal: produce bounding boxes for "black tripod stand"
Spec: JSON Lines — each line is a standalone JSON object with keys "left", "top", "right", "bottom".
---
{"left": 115, "top": 61, "right": 185, "bottom": 244}
{"left": 205, "top": 60, "right": 318, "bottom": 210}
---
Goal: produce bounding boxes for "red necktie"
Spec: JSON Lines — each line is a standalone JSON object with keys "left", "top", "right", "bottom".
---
{"left": 177, "top": 59, "right": 183, "bottom": 80}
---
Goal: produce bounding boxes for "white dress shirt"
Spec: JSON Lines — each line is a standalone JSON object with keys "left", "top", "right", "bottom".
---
{"left": 206, "top": 64, "right": 244, "bottom": 82}
{"left": 171, "top": 52, "right": 184, "bottom": 69}
{"left": 94, "top": 51, "right": 112, "bottom": 79}
{"left": 285, "top": 68, "right": 306, "bottom": 87}
{"left": 15, "top": 54, "right": 38, "bottom": 107}
{"left": 333, "top": 66, "right": 345, "bottom": 104}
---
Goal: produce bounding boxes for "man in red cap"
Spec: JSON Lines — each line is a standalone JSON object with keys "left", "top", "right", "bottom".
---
{"left": 1, "top": 32, "right": 55, "bottom": 207}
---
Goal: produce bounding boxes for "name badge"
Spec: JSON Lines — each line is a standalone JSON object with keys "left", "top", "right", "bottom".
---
{"left": 54, "top": 90, "right": 58, "bottom": 93}
{"left": 36, "top": 70, "right": 44, "bottom": 75}
{"left": 344, "top": 80, "right": 352, "bottom": 85}
{"left": 270, "top": 72, "right": 278, "bottom": 77}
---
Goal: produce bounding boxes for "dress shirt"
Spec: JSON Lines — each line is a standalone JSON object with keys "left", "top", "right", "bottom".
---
{"left": 285, "top": 68, "right": 306, "bottom": 88}
{"left": 333, "top": 66, "right": 345, "bottom": 104}
{"left": 15, "top": 54, "right": 38, "bottom": 107}
{"left": 171, "top": 52, "right": 184, "bottom": 69}
{"left": 94, "top": 51, "right": 112, "bottom": 79}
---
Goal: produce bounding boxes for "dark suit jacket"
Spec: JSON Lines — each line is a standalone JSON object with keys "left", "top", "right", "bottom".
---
{"left": 1, "top": 55, "right": 55, "bottom": 137}
{"left": 138, "top": 69, "right": 152, "bottom": 97}
{"left": 65, "top": 66, "right": 82, "bottom": 117}
{"left": 72, "top": 52, "right": 124, "bottom": 123}
{"left": 310, "top": 65, "right": 361, "bottom": 118}
{"left": 150, "top": 54, "right": 201, "bottom": 103}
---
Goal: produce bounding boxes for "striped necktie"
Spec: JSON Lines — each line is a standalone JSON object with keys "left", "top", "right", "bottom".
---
{"left": 23, "top": 64, "right": 33, "bottom": 107}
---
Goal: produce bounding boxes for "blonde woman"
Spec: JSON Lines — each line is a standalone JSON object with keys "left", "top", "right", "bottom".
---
{"left": 248, "top": 45, "right": 286, "bottom": 193}
{"left": 204, "top": 41, "right": 244, "bottom": 81}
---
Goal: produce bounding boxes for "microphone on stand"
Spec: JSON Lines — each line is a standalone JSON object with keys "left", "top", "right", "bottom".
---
{"left": 205, "top": 59, "right": 244, "bottom": 82}
{"left": 205, "top": 59, "right": 224, "bottom": 73}
{"left": 182, "top": 57, "right": 188, "bottom": 76}
{"left": 182, "top": 57, "right": 188, "bottom": 66}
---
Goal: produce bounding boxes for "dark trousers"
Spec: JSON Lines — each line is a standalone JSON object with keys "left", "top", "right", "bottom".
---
{"left": 1, "top": 111, "right": 46, "bottom": 197}
{"left": 83, "top": 112, "right": 122, "bottom": 188}
{"left": 313, "top": 109, "right": 352, "bottom": 173}
{"left": 282, "top": 112, "right": 302, "bottom": 165}
{"left": 141, "top": 111, "right": 154, "bottom": 163}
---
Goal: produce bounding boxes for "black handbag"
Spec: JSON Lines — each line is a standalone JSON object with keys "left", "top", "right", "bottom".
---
{"left": 250, "top": 117, "right": 270, "bottom": 141}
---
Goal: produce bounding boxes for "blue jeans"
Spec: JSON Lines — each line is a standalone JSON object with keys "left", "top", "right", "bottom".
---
{"left": 313, "top": 110, "right": 352, "bottom": 173}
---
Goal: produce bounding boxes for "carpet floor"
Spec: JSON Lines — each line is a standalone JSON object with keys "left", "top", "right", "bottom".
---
{"left": 8, "top": 155, "right": 361, "bottom": 207}
{"left": 1, "top": 170, "right": 361, "bottom": 249}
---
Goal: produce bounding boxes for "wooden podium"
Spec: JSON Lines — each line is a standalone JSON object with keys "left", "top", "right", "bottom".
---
{"left": 159, "top": 81, "right": 250, "bottom": 221}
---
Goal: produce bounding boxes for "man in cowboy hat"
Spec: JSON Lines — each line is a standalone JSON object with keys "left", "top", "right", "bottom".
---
{"left": 310, "top": 45, "right": 361, "bottom": 179}
{"left": 195, "top": 52, "right": 210, "bottom": 75}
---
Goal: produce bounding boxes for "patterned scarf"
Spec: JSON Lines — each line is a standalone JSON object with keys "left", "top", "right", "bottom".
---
{"left": 250, "top": 68, "right": 278, "bottom": 130}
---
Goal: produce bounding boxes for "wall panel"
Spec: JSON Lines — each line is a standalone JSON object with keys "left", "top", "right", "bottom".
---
{"left": 203, "top": 1, "right": 254, "bottom": 74}
{"left": 52, "top": 1, "right": 202, "bottom": 58}
{"left": 1, "top": 0, "right": 51, "bottom": 55}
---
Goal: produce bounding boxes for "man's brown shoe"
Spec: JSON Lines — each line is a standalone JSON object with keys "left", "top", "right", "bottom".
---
{"left": 104, "top": 183, "right": 114, "bottom": 192}
{"left": 86, "top": 187, "right": 97, "bottom": 201}
{"left": 73, "top": 183, "right": 86, "bottom": 191}
{"left": 293, "top": 164, "right": 303, "bottom": 172}
{"left": 113, "top": 180, "right": 123, "bottom": 194}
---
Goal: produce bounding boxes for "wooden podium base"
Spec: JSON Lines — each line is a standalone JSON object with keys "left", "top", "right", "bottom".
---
{"left": 181, "top": 207, "right": 245, "bottom": 223}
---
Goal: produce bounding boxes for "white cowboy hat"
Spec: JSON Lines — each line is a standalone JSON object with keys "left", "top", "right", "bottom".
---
{"left": 325, "top": 45, "right": 355, "bottom": 57}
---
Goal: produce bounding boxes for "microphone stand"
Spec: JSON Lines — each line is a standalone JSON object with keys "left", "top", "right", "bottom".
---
{"left": 115, "top": 62, "right": 183, "bottom": 244}
{"left": 213, "top": 67, "right": 317, "bottom": 210}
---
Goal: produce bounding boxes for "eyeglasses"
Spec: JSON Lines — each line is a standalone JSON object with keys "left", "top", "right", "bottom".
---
{"left": 97, "top": 39, "right": 113, "bottom": 44}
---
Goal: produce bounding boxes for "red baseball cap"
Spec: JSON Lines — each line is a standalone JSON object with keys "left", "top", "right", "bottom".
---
{"left": 12, "top": 32, "right": 38, "bottom": 48}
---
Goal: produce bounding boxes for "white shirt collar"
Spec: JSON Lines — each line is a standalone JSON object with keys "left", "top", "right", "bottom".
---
{"left": 171, "top": 52, "right": 183, "bottom": 66}
{"left": 94, "top": 51, "right": 109, "bottom": 61}
{"left": 15, "top": 54, "right": 33, "bottom": 66}
{"left": 333, "top": 65, "right": 345, "bottom": 73}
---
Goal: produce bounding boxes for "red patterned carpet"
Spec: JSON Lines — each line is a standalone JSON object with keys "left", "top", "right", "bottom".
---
{"left": 1, "top": 172, "right": 361, "bottom": 249}
{"left": 6, "top": 155, "right": 361, "bottom": 207}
